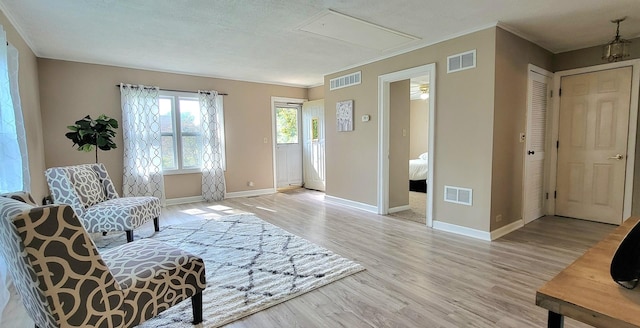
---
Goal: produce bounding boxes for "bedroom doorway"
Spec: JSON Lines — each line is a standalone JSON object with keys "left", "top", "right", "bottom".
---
{"left": 378, "top": 63, "right": 436, "bottom": 227}
{"left": 406, "top": 76, "right": 430, "bottom": 223}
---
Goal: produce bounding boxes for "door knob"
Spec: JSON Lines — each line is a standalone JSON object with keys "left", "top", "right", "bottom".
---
{"left": 527, "top": 150, "right": 535, "bottom": 155}
{"left": 608, "top": 154, "right": 624, "bottom": 160}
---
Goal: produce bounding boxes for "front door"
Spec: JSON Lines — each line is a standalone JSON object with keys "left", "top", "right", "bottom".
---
{"left": 275, "top": 103, "right": 302, "bottom": 188}
{"left": 302, "top": 100, "right": 326, "bottom": 191}
{"left": 556, "top": 67, "right": 632, "bottom": 224}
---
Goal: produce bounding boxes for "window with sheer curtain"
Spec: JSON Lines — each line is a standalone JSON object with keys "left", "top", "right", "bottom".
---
{"left": 0, "top": 25, "right": 29, "bottom": 194}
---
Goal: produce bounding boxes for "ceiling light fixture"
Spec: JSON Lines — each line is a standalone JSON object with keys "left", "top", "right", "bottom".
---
{"left": 419, "top": 85, "right": 429, "bottom": 100}
{"left": 602, "top": 17, "right": 631, "bottom": 62}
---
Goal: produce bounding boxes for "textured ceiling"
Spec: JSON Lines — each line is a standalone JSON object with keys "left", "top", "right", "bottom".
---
{"left": 0, "top": 0, "right": 638, "bottom": 87}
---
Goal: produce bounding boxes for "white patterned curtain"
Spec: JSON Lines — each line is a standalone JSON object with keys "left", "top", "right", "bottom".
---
{"left": 120, "top": 84, "right": 165, "bottom": 203}
{"left": 0, "top": 27, "right": 29, "bottom": 193}
{"left": 199, "top": 90, "right": 225, "bottom": 201}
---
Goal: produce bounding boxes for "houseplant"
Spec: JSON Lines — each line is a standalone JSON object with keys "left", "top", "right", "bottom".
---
{"left": 65, "top": 114, "right": 118, "bottom": 163}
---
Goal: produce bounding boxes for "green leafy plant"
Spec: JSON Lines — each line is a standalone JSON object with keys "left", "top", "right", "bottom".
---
{"left": 65, "top": 114, "right": 118, "bottom": 163}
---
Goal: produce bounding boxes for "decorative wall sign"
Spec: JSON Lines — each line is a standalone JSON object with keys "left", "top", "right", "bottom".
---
{"left": 336, "top": 100, "right": 353, "bottom": 132}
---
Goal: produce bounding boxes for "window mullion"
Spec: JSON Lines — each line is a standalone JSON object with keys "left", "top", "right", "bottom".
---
{"left": 174, "top": 96, "right": 183, "bottom": 170}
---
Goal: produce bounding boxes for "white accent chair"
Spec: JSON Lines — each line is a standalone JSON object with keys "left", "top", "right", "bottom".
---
{"left": 45, "top": 163, "right": 160, "bottom": 242}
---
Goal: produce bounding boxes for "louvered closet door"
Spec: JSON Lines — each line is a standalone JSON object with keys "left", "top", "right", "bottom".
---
{"left": 523, "top": 69, "right": 551, "bottom": 224}
{"left": 556, "top": 67, "right": 632, "bottom": 224}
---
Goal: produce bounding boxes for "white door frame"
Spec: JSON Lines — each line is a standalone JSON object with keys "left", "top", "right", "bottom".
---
{"left": 271, "top": 96, "right": 307, "bottom": 190}
{"left": 522, "top": 64, "right": 553, "bottom": 225}
{"left": 378, "top": 63, "right": 436, "bottom": 227}
{"left": 547, "top": 59, "right": 640, "bottom": 221}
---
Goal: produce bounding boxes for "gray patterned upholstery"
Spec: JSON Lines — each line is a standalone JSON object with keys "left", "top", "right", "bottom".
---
{"left": 45, "top": 163, "right": 161, "bottom": 242}
{"left": 0, "top": 191, "right": 37, "bottom": 205}
{"left": 0, "top": 195, "right": 206, "bottom": 328}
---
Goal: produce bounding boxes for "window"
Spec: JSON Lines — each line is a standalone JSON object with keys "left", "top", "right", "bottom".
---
{"left": 0, "top": 33, "right": 29, "bottom": 193}
{"left": 275, "top": 105, "right": 299, "bottom": 144}
{"left": 159, "top": 91, "right": 202, "bottom": 173}
{"left": 311, "top": 117, "right": 319, "bottom": 141}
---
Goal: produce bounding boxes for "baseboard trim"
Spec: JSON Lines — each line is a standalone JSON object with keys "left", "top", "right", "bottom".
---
{"left": 433, "top": 221, "right": 491, "bottom": 241}
{"left": 388, "top": 205, "right": 411, "bottom": 213}
{"left": 324, "top": 195, "right": 378, "bottom": 214}
{"left": 225, "top": 188, "right": 276, "bottom": 199}
{"left": 165, "top": 196, "right": 204, "bottom": 206}
{"left": 490, "top": 219, "right": 524, "bottom": 240}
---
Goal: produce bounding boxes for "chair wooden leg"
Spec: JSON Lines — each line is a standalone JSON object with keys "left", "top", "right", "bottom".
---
{"left": 153, "top": 217, "right": 160, "bottom": 232}
{"left": 126, "top": 230, "right": 134, "bottom": 243}
{"left": 192, "top": 292, "right": 203, "bottom": 324}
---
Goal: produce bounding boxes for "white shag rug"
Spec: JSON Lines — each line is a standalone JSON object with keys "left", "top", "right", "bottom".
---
{"left": 93, "top": 214, "right": 365, "bottom": 327}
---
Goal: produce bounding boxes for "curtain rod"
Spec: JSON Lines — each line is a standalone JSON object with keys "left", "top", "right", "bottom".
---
{"left": 115, "top": 84, "right": 228, "bottom": 96}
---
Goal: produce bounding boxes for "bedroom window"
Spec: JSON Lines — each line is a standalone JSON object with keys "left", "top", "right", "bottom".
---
{"left": 160, "top": 91, "right": 203, "bottom": 173}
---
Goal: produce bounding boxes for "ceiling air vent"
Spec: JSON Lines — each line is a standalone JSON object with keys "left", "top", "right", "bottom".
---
{"left": 447, "top": 50, "right": 476, "bottom": 73}
{"left": 444, "top": 185, "right": 473, "bottom": 206}
{"left": 330, "top": 71, "right": 361, "bottom": 91}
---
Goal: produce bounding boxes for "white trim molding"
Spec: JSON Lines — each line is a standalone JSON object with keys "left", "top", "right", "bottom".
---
{"left": 490, "top": 219, "right": 524, "bottom": 240}
{"left": 165, "top": 196, "right": 205, "bottom": 206}
{"left": 432, "top": 221, "right": 491, "bottom": 241}
{"left": 225, "top": 188, "right": 276, "bottom": 199}
{"left": 325, "top": 195, "right": 378, "bottom": 213}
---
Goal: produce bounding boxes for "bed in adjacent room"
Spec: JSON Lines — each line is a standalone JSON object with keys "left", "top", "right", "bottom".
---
{"left": 409, "top": 152, "right": 428, "bottom": 193}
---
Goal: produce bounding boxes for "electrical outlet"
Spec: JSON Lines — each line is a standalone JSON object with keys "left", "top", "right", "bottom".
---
{"left": 496, "top": 214, "right": 502, "bottom": 222}
{"left": 248, "top": 181, "right": 254, "bottom": 187}
{"left": 519, "top": 133, "right": 525, "bottom": 143}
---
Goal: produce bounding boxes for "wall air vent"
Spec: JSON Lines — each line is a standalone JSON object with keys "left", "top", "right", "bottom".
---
{"left": 447, "top": 50, "right": 476, "bottom": 73}
{"left": 330, "top": 71, "right": 361, "bottom": 90}
{"left": 444, "top": 185, "right": 473, "bottom": 206}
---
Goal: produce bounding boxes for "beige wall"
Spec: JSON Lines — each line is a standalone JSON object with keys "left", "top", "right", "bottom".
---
{"left": 0, "top": 11, "right": 47, "bottom": 203}
{"left": 410, "top": 99, "right": 428, "bottom": 159}
{"left": 490, "top": 28, "right": 553, "bottom": 230}
{"left": 37, "top": 59, "right": 307, "bottom": 198}
{"left": 389, "top": 80, "right": 410, "bottom": 208}
{"left": 325, "top": 27, "right": 497, "bottom": 231}
{"left": 308, "top": 85, "right": 324, "bottom": 101}
{"left": 553, "top": 36, "right": 640, "bottom": 72}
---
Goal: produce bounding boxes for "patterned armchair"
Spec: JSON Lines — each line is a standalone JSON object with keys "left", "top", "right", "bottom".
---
{"left": 0, "top": 195, "right": 206, "bottom": 328}
{"left": 45, "top": 163, "right": 160, "bottom": 242}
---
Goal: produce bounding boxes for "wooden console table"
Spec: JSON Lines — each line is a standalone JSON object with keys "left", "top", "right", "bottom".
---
{"left": 536, "top": 217, "right": 640, "bottom": 328}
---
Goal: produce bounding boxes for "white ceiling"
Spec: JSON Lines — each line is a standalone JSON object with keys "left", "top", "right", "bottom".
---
{"left": 0, "top": 0, "right": 638, "bottom": 87}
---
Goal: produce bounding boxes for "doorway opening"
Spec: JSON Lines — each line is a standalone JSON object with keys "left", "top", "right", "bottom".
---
{"left": 271, "top": 97, "right": 305, "bottom": 192}
{"left": 378, "top": 63, "right": 436, "bottom": 227}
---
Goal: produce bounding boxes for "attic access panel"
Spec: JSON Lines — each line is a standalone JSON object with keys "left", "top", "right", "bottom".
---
{"left": 299, "top": 10, "right": 419, "bottom": 51}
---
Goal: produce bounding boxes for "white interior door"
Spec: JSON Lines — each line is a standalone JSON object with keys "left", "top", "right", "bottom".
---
{"left": 556, "top": 67, "right": 632, "bottom": 224}
{"left": 523, "top": 67, "right": 551, "bottom": 224}
{"left": 275, "top": 103, "right": 302, "bottom": 188}
{"left": 302, "top": 99, "right": 325, "bottom": 191}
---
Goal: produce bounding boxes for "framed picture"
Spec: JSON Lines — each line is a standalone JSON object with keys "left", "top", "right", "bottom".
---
{"left": 336, "top": 100, "right": 353, "bottom": 132}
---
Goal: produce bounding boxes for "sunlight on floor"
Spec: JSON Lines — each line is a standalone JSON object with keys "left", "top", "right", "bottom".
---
{"left": 182, "top": 208, "right": 207, "bottom": 215}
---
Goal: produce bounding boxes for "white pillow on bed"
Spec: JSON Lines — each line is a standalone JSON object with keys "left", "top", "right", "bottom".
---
{"left": 418, "top": 152, "right": 428, "bottom": 160}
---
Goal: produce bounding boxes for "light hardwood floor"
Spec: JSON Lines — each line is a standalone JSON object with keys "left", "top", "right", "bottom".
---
{"left": 159, "top": 188, "right": 615, "bottom": 327}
